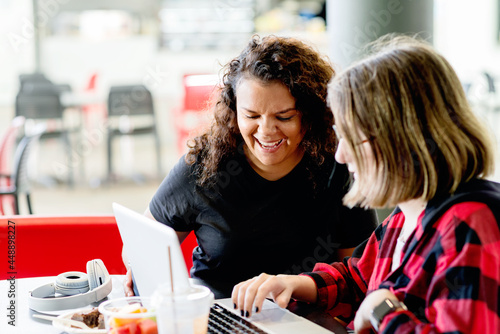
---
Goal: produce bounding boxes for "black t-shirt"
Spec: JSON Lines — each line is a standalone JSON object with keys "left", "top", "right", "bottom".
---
{"left": 149, "top": 153, "right": 377, "bottom": 298}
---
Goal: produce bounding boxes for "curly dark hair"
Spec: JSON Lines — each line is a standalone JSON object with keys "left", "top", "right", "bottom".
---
{"left": 186, "top": 35, "right": 336, "bottom": 187}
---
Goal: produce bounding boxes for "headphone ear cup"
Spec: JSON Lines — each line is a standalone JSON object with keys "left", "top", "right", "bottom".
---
{"left": 55, "top": 272, "right": 90, "bottom": 295}
{"left": 87, "top": 259, "right": 110, "bottom": 291}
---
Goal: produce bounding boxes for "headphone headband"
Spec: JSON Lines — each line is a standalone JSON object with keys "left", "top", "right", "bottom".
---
{"left": 28, "top": 259, "right": 112, "bottom": 312}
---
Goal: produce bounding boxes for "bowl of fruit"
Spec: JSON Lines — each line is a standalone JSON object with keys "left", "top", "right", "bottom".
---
{"left": 98, "top": 297, "right": 158, "bottom": 334}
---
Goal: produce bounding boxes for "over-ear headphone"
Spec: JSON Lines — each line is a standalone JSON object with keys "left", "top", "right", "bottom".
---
{"left": 28, "top": 259, "right": 112, "bottom": 312}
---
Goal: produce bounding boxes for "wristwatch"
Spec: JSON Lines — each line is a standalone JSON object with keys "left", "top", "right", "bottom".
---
{"left": 369, "top": 298, "right": 407, "bottom": 332}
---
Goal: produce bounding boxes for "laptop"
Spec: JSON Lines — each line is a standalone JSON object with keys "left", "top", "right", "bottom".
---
{"left": 113, "top": 203, "right": 347, "bottom": 334}
{"left": 113, "top": 202, "right": 191, "bottom": 297}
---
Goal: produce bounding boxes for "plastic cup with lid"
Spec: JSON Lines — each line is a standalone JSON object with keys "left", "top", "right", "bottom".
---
{"left": 151, "top": 284, "right": 214, "bottom": 334}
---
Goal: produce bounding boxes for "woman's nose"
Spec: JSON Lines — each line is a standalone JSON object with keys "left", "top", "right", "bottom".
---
{"left": 335, "top": 139, "right": 348, "bottom": 165}
{"left": 258, "top": 117, "right": 277, "bottom": 135}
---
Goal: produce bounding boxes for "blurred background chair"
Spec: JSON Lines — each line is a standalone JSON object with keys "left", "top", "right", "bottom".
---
{"left": 19, "top": 73, "right": 52, "bottom": 90}
{"left": 470, "top": 71, "right": 500, "bottom": 104}
{"left": 0, "top": 116, "right": 25, "bottom": 215}
{"left": 15, "top": 80, "right": 77, "bottom": 187}
{"left": 484, "top": 71, "right": 496, "bottom": 94}
{"left": 0, "top": 122, "right": 45, "bottom": 215}
{"left": 173, "top": 74, "right": 219, "bottom": 156}
{"left": 19, "top": 72, "right": 72, "bottom": 95}
{"left": 106, "top": 84, "right": 162, "bottom": 181}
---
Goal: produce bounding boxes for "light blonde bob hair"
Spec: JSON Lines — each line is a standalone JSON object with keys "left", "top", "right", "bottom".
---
{"left": 329, "top": 34, "right": 496, "bottom": 208}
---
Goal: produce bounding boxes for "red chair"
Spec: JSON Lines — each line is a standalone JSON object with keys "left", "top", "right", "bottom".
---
{"left": 0, "top": 215, "right": 125, "bottom": 279}
{"left": 173, "top": 74, "right": 220, "bottom": 156}
{"left": 0, "top": 122, "right": 46, "bottom": 214}
{"left": 86, "top": 72, "right": 98, "bottom": 92}
{"left": 0, "top": 215, "right": 198, "bottom": 279}
{"left": 81, "top": 72, "right": 106, "bottom": 127}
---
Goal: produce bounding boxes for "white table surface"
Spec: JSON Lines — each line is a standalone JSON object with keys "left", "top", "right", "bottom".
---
{"left": 1, "top": 275, "right": 348, "bottom": 334}
{"left": 0, "top": 275, "right": 126, "bottom": 333}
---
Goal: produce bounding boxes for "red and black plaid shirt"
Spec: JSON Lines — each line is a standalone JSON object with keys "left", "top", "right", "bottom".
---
{"left": 304, "top": 179, "right": 500, "bottom": 333}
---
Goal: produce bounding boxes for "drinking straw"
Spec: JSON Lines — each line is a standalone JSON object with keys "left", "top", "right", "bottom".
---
{"left": 168, "top": 246, "right": 179, "bottom": 334}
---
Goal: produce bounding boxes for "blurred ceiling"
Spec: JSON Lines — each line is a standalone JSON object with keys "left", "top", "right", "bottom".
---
{"left": 49, "top": 0, "right": 160, "bottom": 16}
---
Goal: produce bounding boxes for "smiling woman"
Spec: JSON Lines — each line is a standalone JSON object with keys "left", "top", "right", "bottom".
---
{"left": 123, "top": 35, "right": 378, "bottom": 300}
{"left": 236, "top": 79, "right": 305, "bottom": 180}
{"left": 187, "top": 35, "right": 339, "bottom": 188}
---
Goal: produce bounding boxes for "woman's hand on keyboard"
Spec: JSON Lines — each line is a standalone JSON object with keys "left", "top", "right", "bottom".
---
{"left": 231, "top": 273, "right": 317, "bottom": 317}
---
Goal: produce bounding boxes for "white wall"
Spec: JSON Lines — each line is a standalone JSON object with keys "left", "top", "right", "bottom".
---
{"left": 434, "top": 0, "right": 500, "bottom": 81}
{"left": 0, "top": 1, "right": 35, "bottom": 106}
{"left": 434, "top": 0, "right": 500, "bottom": 182}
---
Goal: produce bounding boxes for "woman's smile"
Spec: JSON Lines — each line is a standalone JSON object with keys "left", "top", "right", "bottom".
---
{"left": 254, "top": 137, "right": 285, "bottom": 151}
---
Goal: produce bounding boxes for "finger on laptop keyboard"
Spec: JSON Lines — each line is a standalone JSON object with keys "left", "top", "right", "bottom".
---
{"left": 232, "top": 273, "right": 271, "bottom": 316}
{"left": 250, "top": 273, "right": 296, "bottom": 317}
{"left": 244, "top": 273, "right": 275, "bottom": 316}
{"left": 243, "top": 274, "right": 271, "bottom": 316}
{"left": 231, "top": 275, "right": 257, "bottom": 313}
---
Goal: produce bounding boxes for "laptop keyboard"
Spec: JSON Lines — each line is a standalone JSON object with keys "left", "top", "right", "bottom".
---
{"left": 208, "top": 303, "right": 269, "bottom": 334}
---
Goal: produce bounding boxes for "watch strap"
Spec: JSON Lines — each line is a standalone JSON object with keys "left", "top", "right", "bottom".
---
{"left": 369, "top": 298, "right": 407, "bottom": 332}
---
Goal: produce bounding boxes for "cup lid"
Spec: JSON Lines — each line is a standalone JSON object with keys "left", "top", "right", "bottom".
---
{"left": 151, "top": 284, "right": 213, "bottom": 306}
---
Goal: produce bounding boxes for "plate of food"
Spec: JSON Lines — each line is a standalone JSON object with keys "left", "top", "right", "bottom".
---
{"left": 54, "top": 307, "right": 106, "bottom": 333}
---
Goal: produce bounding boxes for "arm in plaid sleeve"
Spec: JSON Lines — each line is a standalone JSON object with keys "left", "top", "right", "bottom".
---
{"left": 379, "top": 202, "right": 500, "bottom": 333}
{"left": 301, "top": 229, "right": 382, "bottom": 321}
